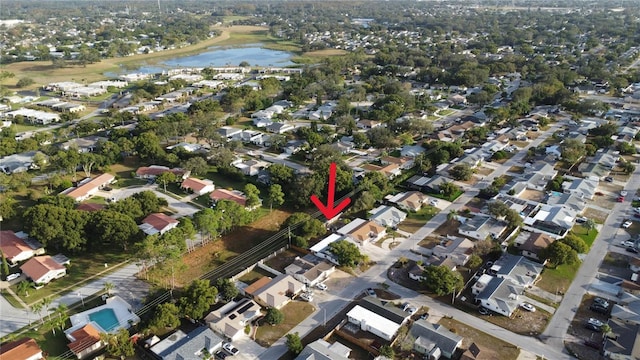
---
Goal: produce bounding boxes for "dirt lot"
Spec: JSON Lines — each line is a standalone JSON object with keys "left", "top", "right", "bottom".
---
{"left": 439, "top": 318, "right": 520, "bottom": 360}
{"left": 264, "top": 248, "right": 307, "bottom": 273}
{"left": 160, "top": 209, "right": 291, "bottom": 287}
{"left": 475, "top": 167, "right": 494, "bottom": 176}
{"left": 434, "top": 220, "right": 462, "bottom": 237}
{"left": 521, "top": 189, "right": 546, "bottom": 202}
{"left": 255, "top": 301, "right": 315, "bottom": 347}
{"left": 583, "top": 207, "right": 609, "bottom": 223}
{"left": 417, "top": 236, "right": 441, "bottom": 249}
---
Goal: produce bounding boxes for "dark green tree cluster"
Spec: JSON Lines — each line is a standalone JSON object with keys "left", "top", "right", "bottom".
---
{"left": 283, "top": 212, "right": 327, "bottom": 248}
{"left": 422, "top": 265, "right": 464, "bottom": 296}
{"left": 328, "top": 240, "right": 365, "bottom": 267}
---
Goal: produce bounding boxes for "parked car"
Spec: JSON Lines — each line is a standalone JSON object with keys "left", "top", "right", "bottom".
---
{"left": 604, "top": 176, "right": 614, "bottom": 182}
{"left": 6, "top": 273, "right": 20, "bottom": 281}
{"left": 366, "top": 288, "right": 376, "bottom": 297}
{"left": 419, "top": 313, "right": 430, "bottom": 320}
{"left": 215, "top": 351, "right": 228, "bottom": 359}
{"left": 575, "top": 216, "right": 587, "bottom": 224}
{"left": 626, "top": 247, "right": 639, "bottom": 254}
{"left": 622, "top": 240, "right": 636, "bottom": 248}
{"left": 222, "top": 342, "right": 239, "bottom": 356}
{"left": 403, "top": 303, "right": 418, "bottom": 315}
{"left": 299, "top": 292, "right": 313, "bottom": 302}
{"left": 634, "top": 207, "right": 640, "bottom": 214}
{"left": 618, "top": 196, "right": 626, "bottom": 203}
{"left": 588, "top": 318, "right": 604, "bottom": 328}
{"left": 315, "top": 283, "right": 327, "bottom": 291}
{"left": 520, "top": 302, "right": 536, "bottom": 312}
{"left": 590, "top": 304, "right": 609, "bottom": 314}
{"left": 478, "top": 307, "right": 490, "bottom": 315}
{"left": 621, "top": 190, "right": 628, "bottom": 197}
{"left": 585, "top": 323, "right": 601, "bottom": 331}
{"left": 429, "top": 199, "right": 439, "bottom": 206}
{"left": 593, "top": 298, "right": 609, "bottom": 307}
{"left": 623, "top": 220, "right": 633, "bottom": 228}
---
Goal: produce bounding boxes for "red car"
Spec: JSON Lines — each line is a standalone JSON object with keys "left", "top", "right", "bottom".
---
{"left": 618, "top": 196, "right": 625, "bottom": 202}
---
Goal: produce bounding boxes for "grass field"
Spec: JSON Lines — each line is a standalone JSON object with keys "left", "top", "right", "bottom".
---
{"left": 255, "top": 301, "right": 315, "bottom": 347}
{"left": 536, "top": 262, "right": 580, "bottom": 295}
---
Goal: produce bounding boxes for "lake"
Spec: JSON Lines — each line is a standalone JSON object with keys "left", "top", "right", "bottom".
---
{"left": 109, "top": 44, "right": 295, "bottom": 75}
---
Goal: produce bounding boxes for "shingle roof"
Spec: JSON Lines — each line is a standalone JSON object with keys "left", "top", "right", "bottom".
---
{"left": 141, "top": 213, "right": 179, "bottom": 232}
{"left": 20, "top": 256, "right": 65, "bottom": 283}
{"left": 68, "top": 324, "right": 101, "bottom": 355}
{"left": 0, "top": 338, "right": 43, "bottom": 360}
{"left": 0, "top": 230, "right": 33, "bottom": 262}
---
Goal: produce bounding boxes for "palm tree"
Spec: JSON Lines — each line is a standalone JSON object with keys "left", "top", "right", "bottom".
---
{"left": 447, "top": 209, "right": 458, "bottom": 223}
{"left": 104, "top": 282, "right": 114, "bottom": 297}
{"left": 584, "top": 218, "right": 597, "bottom": 235}
{"left": 16, "top": 281, "right": 30, "bottom": 297}
{"left": 41, "top": 296, "right": 52, "bottom": 322}
{"left": 31, "top": 301, "right": 44, "bottom": 325}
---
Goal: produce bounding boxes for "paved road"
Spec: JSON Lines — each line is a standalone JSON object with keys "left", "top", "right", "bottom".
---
{"left": 542, "top": 164, "right": 640, "bottom": 349}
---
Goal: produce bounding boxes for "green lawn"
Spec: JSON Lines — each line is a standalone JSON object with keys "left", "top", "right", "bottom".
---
{"left": 11, "top": 124, "right": 42, "bottom": 133}
{"left": 438, "top": 109, "right": 456, "bottom": 116}
{"left": 536, "top": 262, "right": 580, "bottom": 295}
{"left": 255, "top": 301, "right": 315, "bottom": 347}
{"left": 432, "top": 190, "right": 464, "bottom": 202}
{"left": 571, "top": 225, "right": 598, "bottom": 247}
{"left": 205, "top": 170, "right": 248, "bottom": 190}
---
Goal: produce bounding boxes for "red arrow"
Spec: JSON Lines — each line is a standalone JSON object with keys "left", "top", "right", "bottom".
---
{"left": 311, "top": 162, "right": 351, "bottom": 219}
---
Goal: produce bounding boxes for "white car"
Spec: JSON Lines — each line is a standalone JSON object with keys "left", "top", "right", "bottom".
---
{"left": 622, "top": 240, "right": 636, "bottom": 248}
{"left": 621, "top": 190, "right": 629, "bottom": 197}
{"left": 588, "top": 318, "right": 604, "bottom": 328}
{"left": 623, "top": 220, "right": 633, "bottom": 229}
{"left": 634, "top": 207, "right": 640, "bottom": 214}
{"left": 315, "top": 283, "right": 327, "bottom": 291}
{"left": 6, "top": 273, "right": 20, "bottom": 281}
{"left": 222, "top": 342, "right": 239, "bottom": 356}
{"left": 299, "top": 292, "right": 313, "bottom": 302}
{"left": 520, "top": 302, "right": 536, "bottom": 312}
{"left": 429, "top": 199, "right": 439, "bottom": 206}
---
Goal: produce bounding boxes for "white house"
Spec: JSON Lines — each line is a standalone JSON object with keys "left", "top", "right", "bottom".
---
{"left": 139, "top": 213, "right": 179, "bottom": 236}
{"left": 20, "top": 256, "right": 67, "bottom": 285}
{"left": 346, "top": 305, "right": 401, "bottom": 341}
{"left": 181, "top": 177, "right": 215, "bottom": 195}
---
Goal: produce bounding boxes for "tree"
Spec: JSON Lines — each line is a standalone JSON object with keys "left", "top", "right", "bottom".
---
{"left": 543, "top": 241, "right": 578, "bottom": 266}
{"left": 193, "top": 208, "right": 222, "bottom": 242}
{"left": 561, "top": 234, "right": 588, "bottom": 254}
{"left": 600, "top": 323, "right": 612, "bottom": 336}
{"left": 102, "top": 328, "right": 135, "bottom": 359}
{"left": 328, "top": 240, "right": 365, "bottom": 267}
{"left": 584, "top": 219, "right": 597, "bottom": 235}
{"left": 267, "top": 184, "right": 285, "bottom": 211}
{"left": 135, "top": 132, "right": 165, "bottom": 161}
{"left": 467, "top": 254, "right": 483, "bottom": 269}
{"left": 214, "top": 278, "right": 239, "bottom": 302}
{"left": 438, "top": 182, "right": 460, "bottom": 198}
{"left": 621, "top": 160, "right": 636, "bottom": 174}
{"left": 183, "top": 156, "right": 209, "bottom": 176}
{"left": 31, "top": 301, "right": 44, "bottom": 324}
{"left": 422, "top": 265, "right": 464, "bottom": 296}
{"left": 156, "top": 171, "right": 177, "bottom": 192}
{"left": 286, "top": 332, "right": 304, "bottom": 355}
{"left": 17, "top": 281, "right": 30, "bottom": 297}
{"left": 379, "top": 345, "right": 395, "bottom": 358}
{"left": 103, "top": 282, "right": 114, "bottom": 296}
{"left": 23, "top": 204, "right": 87, "bottom": 252}
{"left": 560, "top": 138, "right": 586, "bottom": 165}
{"left": 264, "top": 307, "right": 284, "bottom": 326}
{"left": 150, "top": 302, "right": 181, "bottom": 330}
{"left": 87, "top": 210, "right": 140, "bottom": 251}
{"left": 449, "top": 163, "right": 474, "bottom": 181}
{"left": 244, "top": 184, "right": 261, "bottom": 208}
{"left": 178, "top": 279, "right": 218, "bottom": 319}
{"left": 487, "top": 200, "right": 510, "bottom": 218}
{"left": 16, "top": 77, "right": 34, "bottom": 88}
{"left": 0, "top": 252, "right": 9, "bottom": 281}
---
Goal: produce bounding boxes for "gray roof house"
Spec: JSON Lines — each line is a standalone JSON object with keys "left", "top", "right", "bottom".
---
{"left": 603, "top": 319, "right": 640, "bottom": 360}
{"left": 523, "top": 204, "right": 578, "bottom": 238}
{"left": 473, "top": 275, "right": 524, "bottom": 317}
{"left": 217, "top": 126, "right": 242, "bottom": 139}
{"left": 295, "top": 339, "right": 351, "bottom": 360}
{"left": 543, "top": 192, "right": 586, "bottom": 213}
{"left": 150, "top": 326, "right": 223, "bottom": 360}
{"left": 0, "top": 151, "right": 46, "bottom": 174}
{"left": 409, "top": 320, "right": 463, "bottom": 359}
{"left": 368, "top": 205, "right": 407, "bottom": 228}
{"left": 562, "top": 177, "right": 598, "bottom": 200}
{"left": 490, "top": 253, "right": 545, "bottom": 288}
{"left": 458, "top": 215, "right": 508, "bottom": 241}
{"left": 284, "top": 256, "right": 335, "bottom": 286}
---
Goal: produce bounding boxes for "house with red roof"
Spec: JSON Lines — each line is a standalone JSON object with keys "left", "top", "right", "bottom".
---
{"left": 209, "top": 188, "right": 247, "bottom": 207}
{"left": 66, "top": 324, "right": 103, "bottom": 359}
{"left": 20, "top": 255, "right": 67, "bottom": 285}
{"left": 0, "top": 337, "right": 44, "bottom": 360}
{"left": 180, "top": 177, "right": 215, "bottom": 195}
{"left": 139, "top": 213, "right": 179, "bottom": 236}
{"left": 0, "top": 230, "right": 43, "bottom": 266}
{"left": 135, "top": 165, "right": 190, "bottom": 180}
{"left": 63, "top": 173, "right": 115, "bottom": 202}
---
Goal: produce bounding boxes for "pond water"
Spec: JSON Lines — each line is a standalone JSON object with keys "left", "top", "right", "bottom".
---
{"left": 107, "top": 44, "right": 294, "bottom": 76}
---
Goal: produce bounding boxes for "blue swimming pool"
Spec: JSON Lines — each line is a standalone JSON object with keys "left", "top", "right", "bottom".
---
{"left": 89, "top": 308, "right": 119, "bottom": 332}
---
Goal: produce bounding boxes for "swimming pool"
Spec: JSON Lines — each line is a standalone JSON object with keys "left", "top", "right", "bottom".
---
{"left": 89, "top": 308, "right": 119, "bottom": 332}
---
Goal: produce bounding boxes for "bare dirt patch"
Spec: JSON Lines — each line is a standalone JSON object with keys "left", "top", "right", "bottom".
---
{"left": 521, "top": 189, "right": 546, "bottom": 202}
{"left": 165, "top": 210, "right": 292, "bottom": 287}
{"left": 255, "top": 301, "right": 315, "bottom": 346}
{"left": 438, "top": 318, "right": 520, "bottom": 360}
{"left": 302, "top": 49, "right": 348, "bottom": 57}
{"left": 475, "top": 167, "right": 494, "bottom": 176}
{"left": 434, "top": 220, "right": 461, "bottom": 237}
{"left": 264, "top": 248, "right": 307, "bottom": 273}
{"left": 583, "top": 207, "right": 609, "bottom": 223}
{"left": 418, "top": 236, "right": 441, "bottom": 249}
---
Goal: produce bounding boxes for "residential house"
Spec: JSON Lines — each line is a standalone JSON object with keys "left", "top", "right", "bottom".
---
{"left": 233, "top": 159, "right": 269, "bottom": 176}
{"left": 460, "top": 343, "right": 496, "bottom": 360}
{"left": 603, "top": 318, "right": 640, "bottom": 360}
{"left": 356, "top": 119, "right": 382, "bottom": 130}
{"left": 428, "top": 236, "right": 474, "bottom": 268}
{"left": 360, "top": 296, "right": 412, "bottom": 326}
{"left": 63, "top": 173, "right": 115, "bottom": 202}
{"left": 545, "top": 145, "right": 561, "bottom": 158}
{"left": 150, "top": 327, "right": 224, "bottom": 360}
{"left": 252, "top": 117, "right": 273, "bottom": 128}
{"left": 0, "top": 151, "right": 47, "bottom": 174}
{"left": 339, "top": 219, "right": 386, "bottom": 244}
{"left": 408, "top": 261, "right": 426, "bottom": 281}
{"left": 401, "top": 144, "right": 426, "bottom": 157}
{"left": 473, "top": 275, "right": 523, "bottom": 317}
{"left": 60, "top": 136, "right": 107, "bottom": 153}
{"left": 423, "top": 175, "right": 452, "bottom": 193}
{"left": 166, "top": 142, "right": 204, "bottom": 153}
{"left": 361, "top": 163, "right": 402, "bottom": 179}
{"left": 562, "top": 177, "right": 598, "bottom": 200}
{"left": 284, "top": 140, "right": 308, "bottom": 155}
{"left": 249, "top": 274, "right": 304, "bottom": 309}
{"left": 523, "top": 204, "right": 577, "bottom": 238}
{"left": 458, "top": 215, "right": 508, "bottom": 241}
{"left": 238, "top": 130, "right": 267, "bottom": 145}
{"left": 309, "top": 234, "right": 351, "bottom": 265}
{"left": 210, "top": 188, "right": 248, "bottom": 207}
{"left": 135, "top": 165, "right": 190, "bottom": 180}
{"left": 295, "top": 339, "right": 351, "bottom": 360}
{"left": 543, "top": 192, "right": 586, "bottom": 213}
{"left": 205, "top": 298, "right": 261, "bottom": 341}
{"left": 20, "top": 255, "right": 67, "bottom": 285}
{"left": 181, "top": 177, "right": 215, "bottom": 195}
{"left": 284, "top": 256, "right": 335, "bottom": 286}
{"left": 0, "top": 338, "right": 45, "bottom": 360}
{"left": 0, "top": 231, "right": 44, "bottom": 266}
{"left": 380, "top": 156, "right": 414, "bottom": 170}
{"left": 449, "top": 94, "right": 467, "bottom": 105}
{"left": 217, "top": 126, "right": 243, "bottom": 140}
{"left": 368, "top": 205, "right": 407, "bottom": 228}
{"left": 139, "top": 213, "right": 179, "bottom": 236}
{"left": 490, "top": 253, "right": 545, "bottom": 288}
{"left": 346, "top": 305, "right": 402, "bottom": 341}
{"left": 405, "top": 175, "right": 432, "bottom": 192}
{"left": 524, "top": 162, "right": 557, "bottom": 191}
{"left": 387, "top": 191, "right": 429, "bottom": 212}
{"left": 251, "top": 109, "right": 275, "bottom": 119}
{"left": 266, "top": 122, "right": 295, "bottom": 134}
{"left": 514, "top": 231, "right": 555, "bottom": 261}
{"left": 3, "top": 108, "right": 60, "bottom": 124}
{"left": 410, "top": 320, "right": 463, "bottom": 359}
{"left": 66, "top": 324, "right": 103, "bottom": 359}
